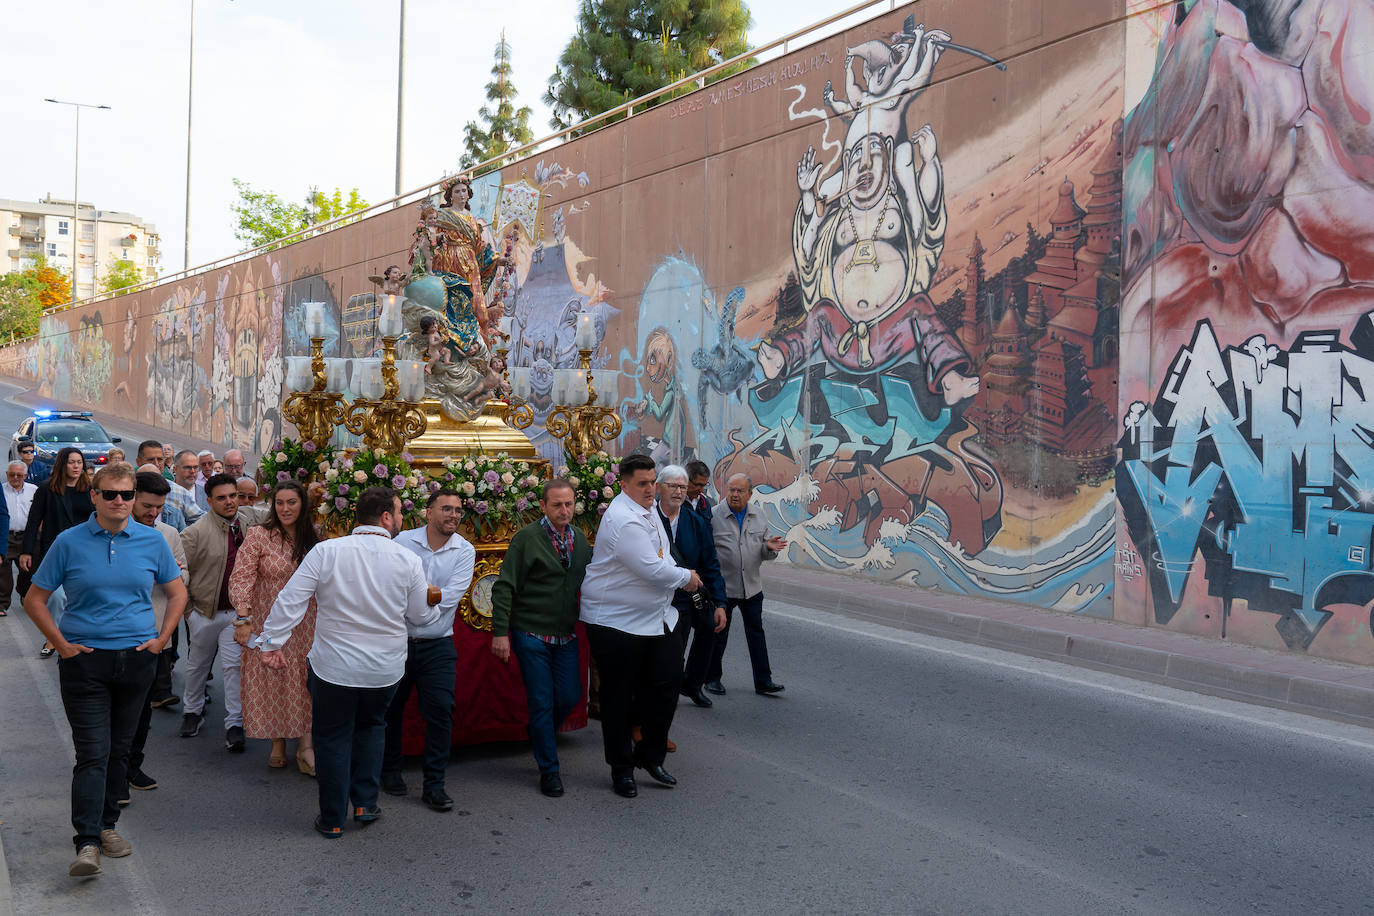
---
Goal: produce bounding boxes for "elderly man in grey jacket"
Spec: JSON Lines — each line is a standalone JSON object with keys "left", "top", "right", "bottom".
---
{"left": 706, "top": 474, "right": 787, "bottom": 696}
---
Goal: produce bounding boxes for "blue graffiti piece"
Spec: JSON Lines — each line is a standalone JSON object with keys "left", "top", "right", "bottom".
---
{"left": 1118, "top": 315, "right": 1374, "bottom": 649}
{"left": 748, "top": 373, "right": 951, "bottom": 463}
{"left": 1121, "top": 459, "right": 1223, "bottom": 604}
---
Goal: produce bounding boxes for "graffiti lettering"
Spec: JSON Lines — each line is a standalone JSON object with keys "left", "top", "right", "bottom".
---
{"left": 1117, "top": 315, "right": 1374, "bottom": 649}
{"left": 1115, "top": 546, "right": 1142, "bottom": 581}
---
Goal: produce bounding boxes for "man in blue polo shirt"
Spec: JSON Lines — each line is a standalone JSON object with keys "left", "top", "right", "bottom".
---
{"left": 23, "top": 462, "right": 187, "bottom": 879}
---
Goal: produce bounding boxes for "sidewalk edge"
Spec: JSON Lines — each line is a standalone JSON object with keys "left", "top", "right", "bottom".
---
{"left": 764, "top": 572, "right": 1374, "bottom": 730}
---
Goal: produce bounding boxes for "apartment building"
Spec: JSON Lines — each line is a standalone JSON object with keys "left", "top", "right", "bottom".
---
{"left": 2, "top": 195, "right": 160, "bottom": 300}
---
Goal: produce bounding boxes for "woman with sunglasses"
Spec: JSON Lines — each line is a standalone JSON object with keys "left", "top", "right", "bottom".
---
{"left": 229, "top": 480, "right": 320, "bottom": 774}
{"left": 20, "top": 447, "right": 94, "bottom": 659}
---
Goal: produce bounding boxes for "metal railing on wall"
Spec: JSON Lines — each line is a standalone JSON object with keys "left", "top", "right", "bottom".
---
{"left": 11, "top": 0, "right": 900, "bottom": 346}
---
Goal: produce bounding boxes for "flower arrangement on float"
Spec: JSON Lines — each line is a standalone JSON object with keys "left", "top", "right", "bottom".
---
{"left": 317, "top": 447, "right": 429, "bottom": 528}
{"left": 433, "top": 452, "right": 543, "bottom": 542}
{"left": 558, "top": 451, "right": 621, "bottom": 537}
{"left": 257, "top": 438, "right": 338, "bottom": 492}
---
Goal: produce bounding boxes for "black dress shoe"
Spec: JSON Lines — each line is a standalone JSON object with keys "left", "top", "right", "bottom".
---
{"left": 380, "top": 774, "right": 408, "bottom": 797}
{"left": 540, "top": 773, "right": 565, "bottom": 798}
{"left": 421, "top": 790, "right": 453, "bottom": 812}
{"left": 703, "top": 680, "right": 726, "bottom": 695}
{"left": 755, "top": 680, "right": 785, "bottom": 695}
{"left": 612, "top": 775, "right": 638, "bottom": 798}
{"left": 680, "top": 686, "right": 713, "bottom": 708}
{"left": 639, "top": 764, "right": 677, "bottom": 786}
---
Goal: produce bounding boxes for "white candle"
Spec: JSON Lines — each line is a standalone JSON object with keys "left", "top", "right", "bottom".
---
{"left": 357, "top": 358, "right": 383, "bottom": 399}
{"left": 377, "top": 295, "right": 403, "bottom": 338}
{"left": 571, "top": 369, "right": 588, "bottom": 406}
{"left": 574, "top": 313, "right": 596, "bottom": 350}
{"left": 303, "top": 302, "right": 326, "bottom": 339}
{"left": 325, "top": 358, "right": 348, "bottom": 393}
{"left": 510, "top": 367, "right": 530, "bottom": 400}
{"left": 597, "top": 371, "right": 616, "bottom": 404}
{"left": 286, "top": 356, "right": 311, "bottom": 391}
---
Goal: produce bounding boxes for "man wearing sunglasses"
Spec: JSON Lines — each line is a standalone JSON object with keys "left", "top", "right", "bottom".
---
{"left": 22, "top": 462, "right": 187, "bottom": 878}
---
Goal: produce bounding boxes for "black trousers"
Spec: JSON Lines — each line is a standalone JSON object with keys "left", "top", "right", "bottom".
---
{"left": 58, "top": 648, "right": 156, "bottom": 850}
{"left": 0, "top": 531, "right": 29, "bottom": 607}
{"left": 381, "top": 637, "right": 458, "bottom": 794}
{"left": 125, "top": 678, "right": 156, "bottom": 777}
{"left": 706, "top": 593, "right": 773, "bottom": 686}
{"left": 587, "top": 622, "right": 681, "bottom": 777}
{"left": 308, "top": 667, "right": 397, "bottom": 829}
{"left": 680, "top": 601, "right": 718, "bottom": 692}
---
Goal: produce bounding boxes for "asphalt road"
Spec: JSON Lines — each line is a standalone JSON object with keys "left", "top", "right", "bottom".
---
{"left": 0, "top": 380, "right": 149, "bottom": 469}
{"left": 2, "top": 591, "right": 1372, "bottom": 915}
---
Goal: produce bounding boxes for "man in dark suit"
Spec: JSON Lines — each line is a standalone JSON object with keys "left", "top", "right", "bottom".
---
{"left": 684, "top": 460, "right": 714, "bottom": 521}
{"left": 655, "top": 465, "right": 727, "bottom": 711}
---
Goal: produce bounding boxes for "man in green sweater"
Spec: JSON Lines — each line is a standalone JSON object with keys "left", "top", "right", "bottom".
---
{"left": 490, "top": 478, "right": 592, "bottom": 797}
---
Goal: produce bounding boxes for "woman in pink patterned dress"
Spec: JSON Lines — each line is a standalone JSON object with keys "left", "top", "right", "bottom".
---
{"left": 230, "top": 480, "right": 320, "bottom": 774}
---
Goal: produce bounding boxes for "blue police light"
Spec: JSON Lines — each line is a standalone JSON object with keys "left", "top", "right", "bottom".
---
{"left": 34, "top": 409, "right": 51, "bottom": 418}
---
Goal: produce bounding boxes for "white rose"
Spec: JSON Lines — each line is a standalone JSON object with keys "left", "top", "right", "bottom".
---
{"left": 602, "top": 486, "right": 613, "bottom": 498}
{"left": 462, "top": 481, "right": 476, "bottom": 497}
{"left": 574, "top": 501, "right": 585, "bottom": 514}
{"left": 354, "top": 470, "right": 368, "bottom": 483}
{"left": 325, "top": 469, "right": 338, "bottom": 481}
{"left": 318, "top": 460, "right": 330, "bottom": 472}
{"left": 464, "top": 460, "right": 476, "bottom": 471}
{"left": 275, "top": 452, "right": 288, "bottom": 463}
{"left": 407, "top": 475, "right": 419, "bottom": 488}
{"left": 501, "top": 472, "right": 515, "bottom": 486}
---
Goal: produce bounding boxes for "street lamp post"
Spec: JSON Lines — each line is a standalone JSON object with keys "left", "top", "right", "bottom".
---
{"left": 185, "top": 0, "right": 195, "bottom": 272}
{"left": 44, "top": 98, "right": 111, "bottom": 306}
{"left": 395, "top": 0, "right": 405, "bottom": 199}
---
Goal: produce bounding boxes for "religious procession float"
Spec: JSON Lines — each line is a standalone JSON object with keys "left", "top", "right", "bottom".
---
{"left": 267, "top": 175, "right": 621, "bottom": 750}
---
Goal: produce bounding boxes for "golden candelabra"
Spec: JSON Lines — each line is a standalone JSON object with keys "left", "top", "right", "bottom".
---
{"left": 544, "top": 347, "right": 622, "bottom": 458}
{"left": 280, "top": 338, "right": 346, "bottom": 451}
{"left": 342, "top": 336, "right": 428, "bottom": 454}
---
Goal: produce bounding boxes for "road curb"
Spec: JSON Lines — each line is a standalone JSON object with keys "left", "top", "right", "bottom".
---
{"left": 763, "top": 568, "right": 1374, "bottom": 730}
{"left": 0, "top": 819, "right": 14, "bottom": 916}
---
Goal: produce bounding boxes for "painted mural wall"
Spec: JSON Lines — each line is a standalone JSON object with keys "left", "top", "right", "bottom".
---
{"left": 4, "top": 0, "right": 1369, "bottom": 666}
{"left": 1117, "top": 0, "right": 1374, "bottom": 665}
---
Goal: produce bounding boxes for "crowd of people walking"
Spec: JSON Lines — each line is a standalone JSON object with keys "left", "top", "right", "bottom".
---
{"left": 6, "top": 440, "right": 788, "bottom": 878}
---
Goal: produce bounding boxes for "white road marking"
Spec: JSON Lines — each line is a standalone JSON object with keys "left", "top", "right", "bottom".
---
{"left": 770, "top": 604, "right": 1374, "bottom": 753}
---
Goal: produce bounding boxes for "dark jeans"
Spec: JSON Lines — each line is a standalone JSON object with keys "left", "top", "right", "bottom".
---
{"left": 309, "top": 667, "right": 397, "bottom": 828}
{"left": 57, "top": 648, "right": 157, "bottom": 850}
{"left": 586, "top": 623, "right": 680, "bottom": 777}
{"left": 706, "top": 593, "right": 772, "bottom": 686}
{"left": 381, "top": 637, "right": 457, "bottom": 794}
{"left": 0, "top": 532, "right": 29, "bottom": 608}
{"left": 510, "top": 630, "right": 583, "bottom": 774}
{"left": 126, "top": 678, "right": 156, "bottom": 776}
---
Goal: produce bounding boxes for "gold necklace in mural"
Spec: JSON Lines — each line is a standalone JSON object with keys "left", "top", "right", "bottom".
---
{"left": 843, "top": 191, "right": 896, "bottom": 274}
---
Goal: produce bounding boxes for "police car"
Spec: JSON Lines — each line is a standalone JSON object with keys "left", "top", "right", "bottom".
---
{"left": 9, "top": 410, "right": 122, "bottom": 480}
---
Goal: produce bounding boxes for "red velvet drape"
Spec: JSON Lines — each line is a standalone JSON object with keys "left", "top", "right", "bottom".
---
{"left": 399, "top": 621, "right": 590, "bottom": 751}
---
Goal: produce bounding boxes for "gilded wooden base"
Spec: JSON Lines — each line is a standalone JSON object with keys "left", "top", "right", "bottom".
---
{"left": 404, "top": 398, "right": 539, "bottom": 467}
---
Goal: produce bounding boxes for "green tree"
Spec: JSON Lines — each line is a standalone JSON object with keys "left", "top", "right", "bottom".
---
{"left": 230, "top": 180, "right": 369, "bottom": 249}
{"left": 0, "top": 255, "right": 68, "bottom": 339}
{"left": 100, "top": 258, "right": 145, "bottom": 295}
{"left": 545, "top": 0, "right": 753, "bottom": 131}
{"left": 461, "top": 34, "right": 536, "bottom": 174}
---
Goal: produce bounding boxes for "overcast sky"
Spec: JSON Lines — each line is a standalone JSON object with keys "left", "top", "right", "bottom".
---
{"left": 4, "top": 0, "right": 874, "bottom": 275}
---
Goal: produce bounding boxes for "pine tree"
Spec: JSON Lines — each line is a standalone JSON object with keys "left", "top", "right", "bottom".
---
{"left": 545, "top": 0, "right": 753, "bottom": 131}
{"left": 461, "top": 34, "right": 536, "bottom": 174}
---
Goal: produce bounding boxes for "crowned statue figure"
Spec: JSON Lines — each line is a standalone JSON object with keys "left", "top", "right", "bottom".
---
{"left": 394, "top": 175, "right": 515, "bottom": 424}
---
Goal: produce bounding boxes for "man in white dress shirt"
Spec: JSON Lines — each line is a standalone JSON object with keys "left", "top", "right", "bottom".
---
{"left": 580, "top": 454, "right": 702, "bottom": 798}
{"left": 1, "top": 460, "right": 37, "bottom": 611}
{"left": 257, "top": 486, "right": 437, "bottom": 838}
{"left": 382, "top": 490, "right": 474, "bottom": 813}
